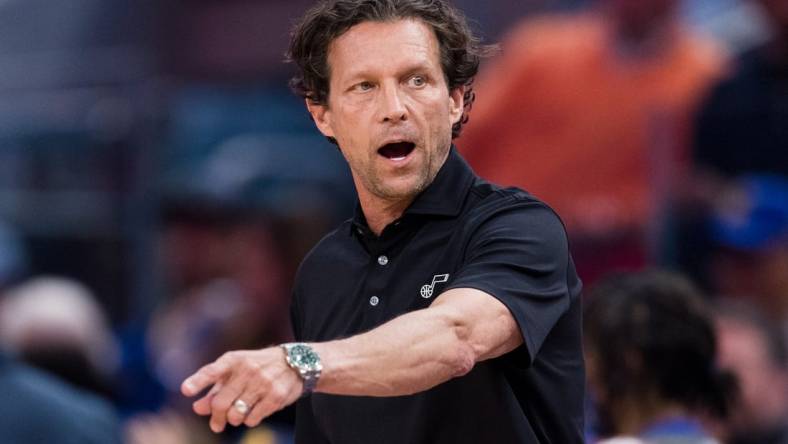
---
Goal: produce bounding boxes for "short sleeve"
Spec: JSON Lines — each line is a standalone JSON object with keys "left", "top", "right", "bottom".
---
{"left": 446, "top": 198, "right": 576, "bottom": 366}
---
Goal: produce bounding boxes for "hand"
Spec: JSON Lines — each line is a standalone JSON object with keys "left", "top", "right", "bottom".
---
{"left": 181, "top": 347, "right": 303, "bottom": 433}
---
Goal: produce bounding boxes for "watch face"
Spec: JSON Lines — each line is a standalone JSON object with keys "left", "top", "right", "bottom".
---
{"left": 290, "top": 344, "right": 321, "bottom": 371}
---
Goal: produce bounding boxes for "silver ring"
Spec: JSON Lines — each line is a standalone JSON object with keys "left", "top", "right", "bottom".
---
{"left": 233, "top": 399, "right": 250, "bottom": 415}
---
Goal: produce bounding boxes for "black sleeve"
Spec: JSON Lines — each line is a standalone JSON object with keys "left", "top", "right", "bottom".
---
{"left": 446, "top": 199, "right": 576, "bottom": 366}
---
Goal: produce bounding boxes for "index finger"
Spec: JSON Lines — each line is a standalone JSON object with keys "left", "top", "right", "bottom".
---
{"left": 181, "top": 360, "right": 231, "bottom": 397}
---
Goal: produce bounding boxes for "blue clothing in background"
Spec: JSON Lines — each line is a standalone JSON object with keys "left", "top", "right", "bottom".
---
{"left": 0, "top": 351, "right": 123, "bottom": 444}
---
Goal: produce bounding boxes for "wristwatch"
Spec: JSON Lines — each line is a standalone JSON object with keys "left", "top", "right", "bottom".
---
{"left": 280, "top": 342, "right": 322, "bottom": 397}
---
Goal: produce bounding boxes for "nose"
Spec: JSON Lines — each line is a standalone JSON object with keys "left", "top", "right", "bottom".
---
{"left": 378, "top": 82, "right": 408, "bottom": 123}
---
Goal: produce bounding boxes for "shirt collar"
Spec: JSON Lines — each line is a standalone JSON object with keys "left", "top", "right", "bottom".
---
{"left": 405, "top": 147, "right": 476, "bottom": 217}
{"left": 350, "top": 147, "right": 476, "bottom": 234}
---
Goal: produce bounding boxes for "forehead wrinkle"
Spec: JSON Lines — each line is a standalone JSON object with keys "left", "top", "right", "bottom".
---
{"left": 327, "top": 19, "right": 440, "bottom": 85}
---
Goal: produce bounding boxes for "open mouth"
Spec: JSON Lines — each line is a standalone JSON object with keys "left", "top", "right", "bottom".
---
{"left": 377, "top": 141, "right": 416, "bottom": 161}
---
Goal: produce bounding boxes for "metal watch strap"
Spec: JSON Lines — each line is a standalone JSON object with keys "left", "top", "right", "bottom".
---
{"left": 301, "top": 370, "right": 319, "bottom": 397}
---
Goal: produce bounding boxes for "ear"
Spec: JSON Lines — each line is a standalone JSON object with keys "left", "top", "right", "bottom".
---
{"left": 449, "top": 85, "right": 465, "bottom": 125}
{"left": 306, "top": 99, "right": 336, "bottom": 139}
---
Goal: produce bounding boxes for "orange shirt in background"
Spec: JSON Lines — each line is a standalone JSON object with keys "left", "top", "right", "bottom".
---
{"left": 459, "top": 13, "right": 727, "bottom": 238}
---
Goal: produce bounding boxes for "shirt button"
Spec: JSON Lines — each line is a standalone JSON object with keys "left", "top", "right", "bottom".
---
{"left": 377, "top": 255, "right": 389, "bottom": 266}
{"left": 369, "top": 296, "right": 380, "bottom": 306}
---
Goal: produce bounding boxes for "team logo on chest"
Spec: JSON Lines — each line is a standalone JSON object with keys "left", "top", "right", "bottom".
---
{"left": 420, "top": 274, "right": 450, "bottom": 299}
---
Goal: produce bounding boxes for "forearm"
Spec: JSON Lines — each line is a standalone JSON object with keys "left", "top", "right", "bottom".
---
{"left": 180, "top": 290, "right": 522, "bottom": 433}
{"left": 311, "top": 306, "right": 472, "bottom": 397}
{"left": 310, "top": 289, "right": 522, "bottom": 397}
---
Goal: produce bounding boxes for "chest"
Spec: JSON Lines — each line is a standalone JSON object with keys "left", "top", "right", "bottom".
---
{"left": 298, "top": 218, "right": 471, "bottom": 341}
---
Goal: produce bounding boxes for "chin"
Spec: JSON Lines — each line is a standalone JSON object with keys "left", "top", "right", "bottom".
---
{"left": 374, "top": 177, "right": 427, "bottom": 200}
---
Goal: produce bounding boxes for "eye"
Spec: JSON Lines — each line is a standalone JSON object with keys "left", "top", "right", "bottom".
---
{"left": 408, "top": 75, "right": 427, "bottom": 88}
{"left": 354, "top": 81, "right": 374, "bottom": 92}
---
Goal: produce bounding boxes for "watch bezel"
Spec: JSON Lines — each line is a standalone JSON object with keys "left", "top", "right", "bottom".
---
{"left": 282, "top": 343, "right": 323, "bottom": 375}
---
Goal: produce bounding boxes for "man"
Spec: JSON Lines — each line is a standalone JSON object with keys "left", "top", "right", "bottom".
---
{"left": 694, "top": 0, "right": 788, "bottom": 181}
{"left": 680, "top": 0, "right": 788, "bottom": 288}
{"left": 584, "top": 271, "right": 733, "bottom": 443}
{"left": 182, "top": 1, "right": 584, "bottom": 442}
{"left": 0, "top": 277, "right": 119, "bottom": 398}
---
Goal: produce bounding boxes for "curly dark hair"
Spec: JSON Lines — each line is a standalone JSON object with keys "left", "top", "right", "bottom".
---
{"left": 584, "top": 270, "right": 738, "bottom": 433}
{"left": 287, "top": 0, "right": 495, "bottom": 140}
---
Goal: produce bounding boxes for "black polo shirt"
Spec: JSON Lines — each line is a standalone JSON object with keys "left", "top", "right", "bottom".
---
{"left": 290, "top": 149, "right": 584, "bottom": 443}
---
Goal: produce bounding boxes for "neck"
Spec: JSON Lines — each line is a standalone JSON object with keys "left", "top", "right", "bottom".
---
{"left": 358, "top": 194, "right": 415, "bottom": 236}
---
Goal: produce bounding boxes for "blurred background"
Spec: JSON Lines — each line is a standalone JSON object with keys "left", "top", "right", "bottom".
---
{"left": 0, "top": 0, "right": 785, "bottom": 443}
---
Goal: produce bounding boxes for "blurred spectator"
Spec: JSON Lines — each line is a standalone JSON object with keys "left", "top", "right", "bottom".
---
{"left": 0, "top": 276, "right": 119, "bottom": 399}
{"left": 680, "top": 0, "right": 788, "bottom": 285}
{"left": 459, "top": 0, "right": 728, "bottom": 283}
{"left": 715, "top": 299, "right": 788, "bottom": 444}
{"left": 584, "top": 270, "right": 735, "bottom": 443}
{"left": 705, "top": 175, "right": 788, "bottom": 327}
{"left": 114, "top": 128, "right": 341, "bottom": 442}
{"left": 150, "top": 205, "right": 292, "bottom": 395}
{"left": 694, "top": 0, "right": 788, "bottom": 181}
{"left": 675, "top": 0, "right": 788, "bottom": 286}
{"left": 118, "top": 201, "right": 295, "bottom": 444}
{"left": 0, "top": 348, "right": 122, "bottom": 444}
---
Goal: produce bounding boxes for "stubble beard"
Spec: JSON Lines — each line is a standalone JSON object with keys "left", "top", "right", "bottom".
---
{"left": 363, "top": 154, "right": 433, "bottom": 201}
{"left": 364, "top": 141, "right": 451, "bottom": 201}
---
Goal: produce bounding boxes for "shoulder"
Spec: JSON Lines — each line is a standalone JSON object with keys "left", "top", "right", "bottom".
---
{"left": 292, "top": 220, "right": 354, "bottom": 290}
{"left": 468, "top": 182, "right": 568, "bottom": 234}
{"left": 301, "top": 219, "right": 352, "bottom": 263}
{"left": 0, "top": 361, "right": 121, "bottom": 441}
{"left": 462, "top": 182, "right": 571, "bottom": 259}
{"left": 3, "top": 362, "right": 111, "bottom": 415}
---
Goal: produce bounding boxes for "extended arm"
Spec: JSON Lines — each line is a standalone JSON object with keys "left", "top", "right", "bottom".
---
{"left": 181, "top": 288, "right": 522, "bottom": 432}
{"left": 313, "top": 287, "right": 523, "bottom": 396}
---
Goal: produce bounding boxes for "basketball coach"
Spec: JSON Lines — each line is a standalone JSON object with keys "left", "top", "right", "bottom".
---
{"left": 182, "top": 1, "right": 584, "bottom": 442}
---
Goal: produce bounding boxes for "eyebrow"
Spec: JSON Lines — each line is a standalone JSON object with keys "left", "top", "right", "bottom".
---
{"left": 342, "top": 60, "right": 437, "bottom": 85}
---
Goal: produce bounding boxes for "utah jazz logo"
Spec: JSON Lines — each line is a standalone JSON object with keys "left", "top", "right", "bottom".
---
{"left": 420, "top": 274, "right": 449, "bottom": 299}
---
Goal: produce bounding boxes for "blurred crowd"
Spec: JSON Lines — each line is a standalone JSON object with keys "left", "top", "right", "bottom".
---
{"left": 0, "top": 0, "right": 785, "bottom": 443}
